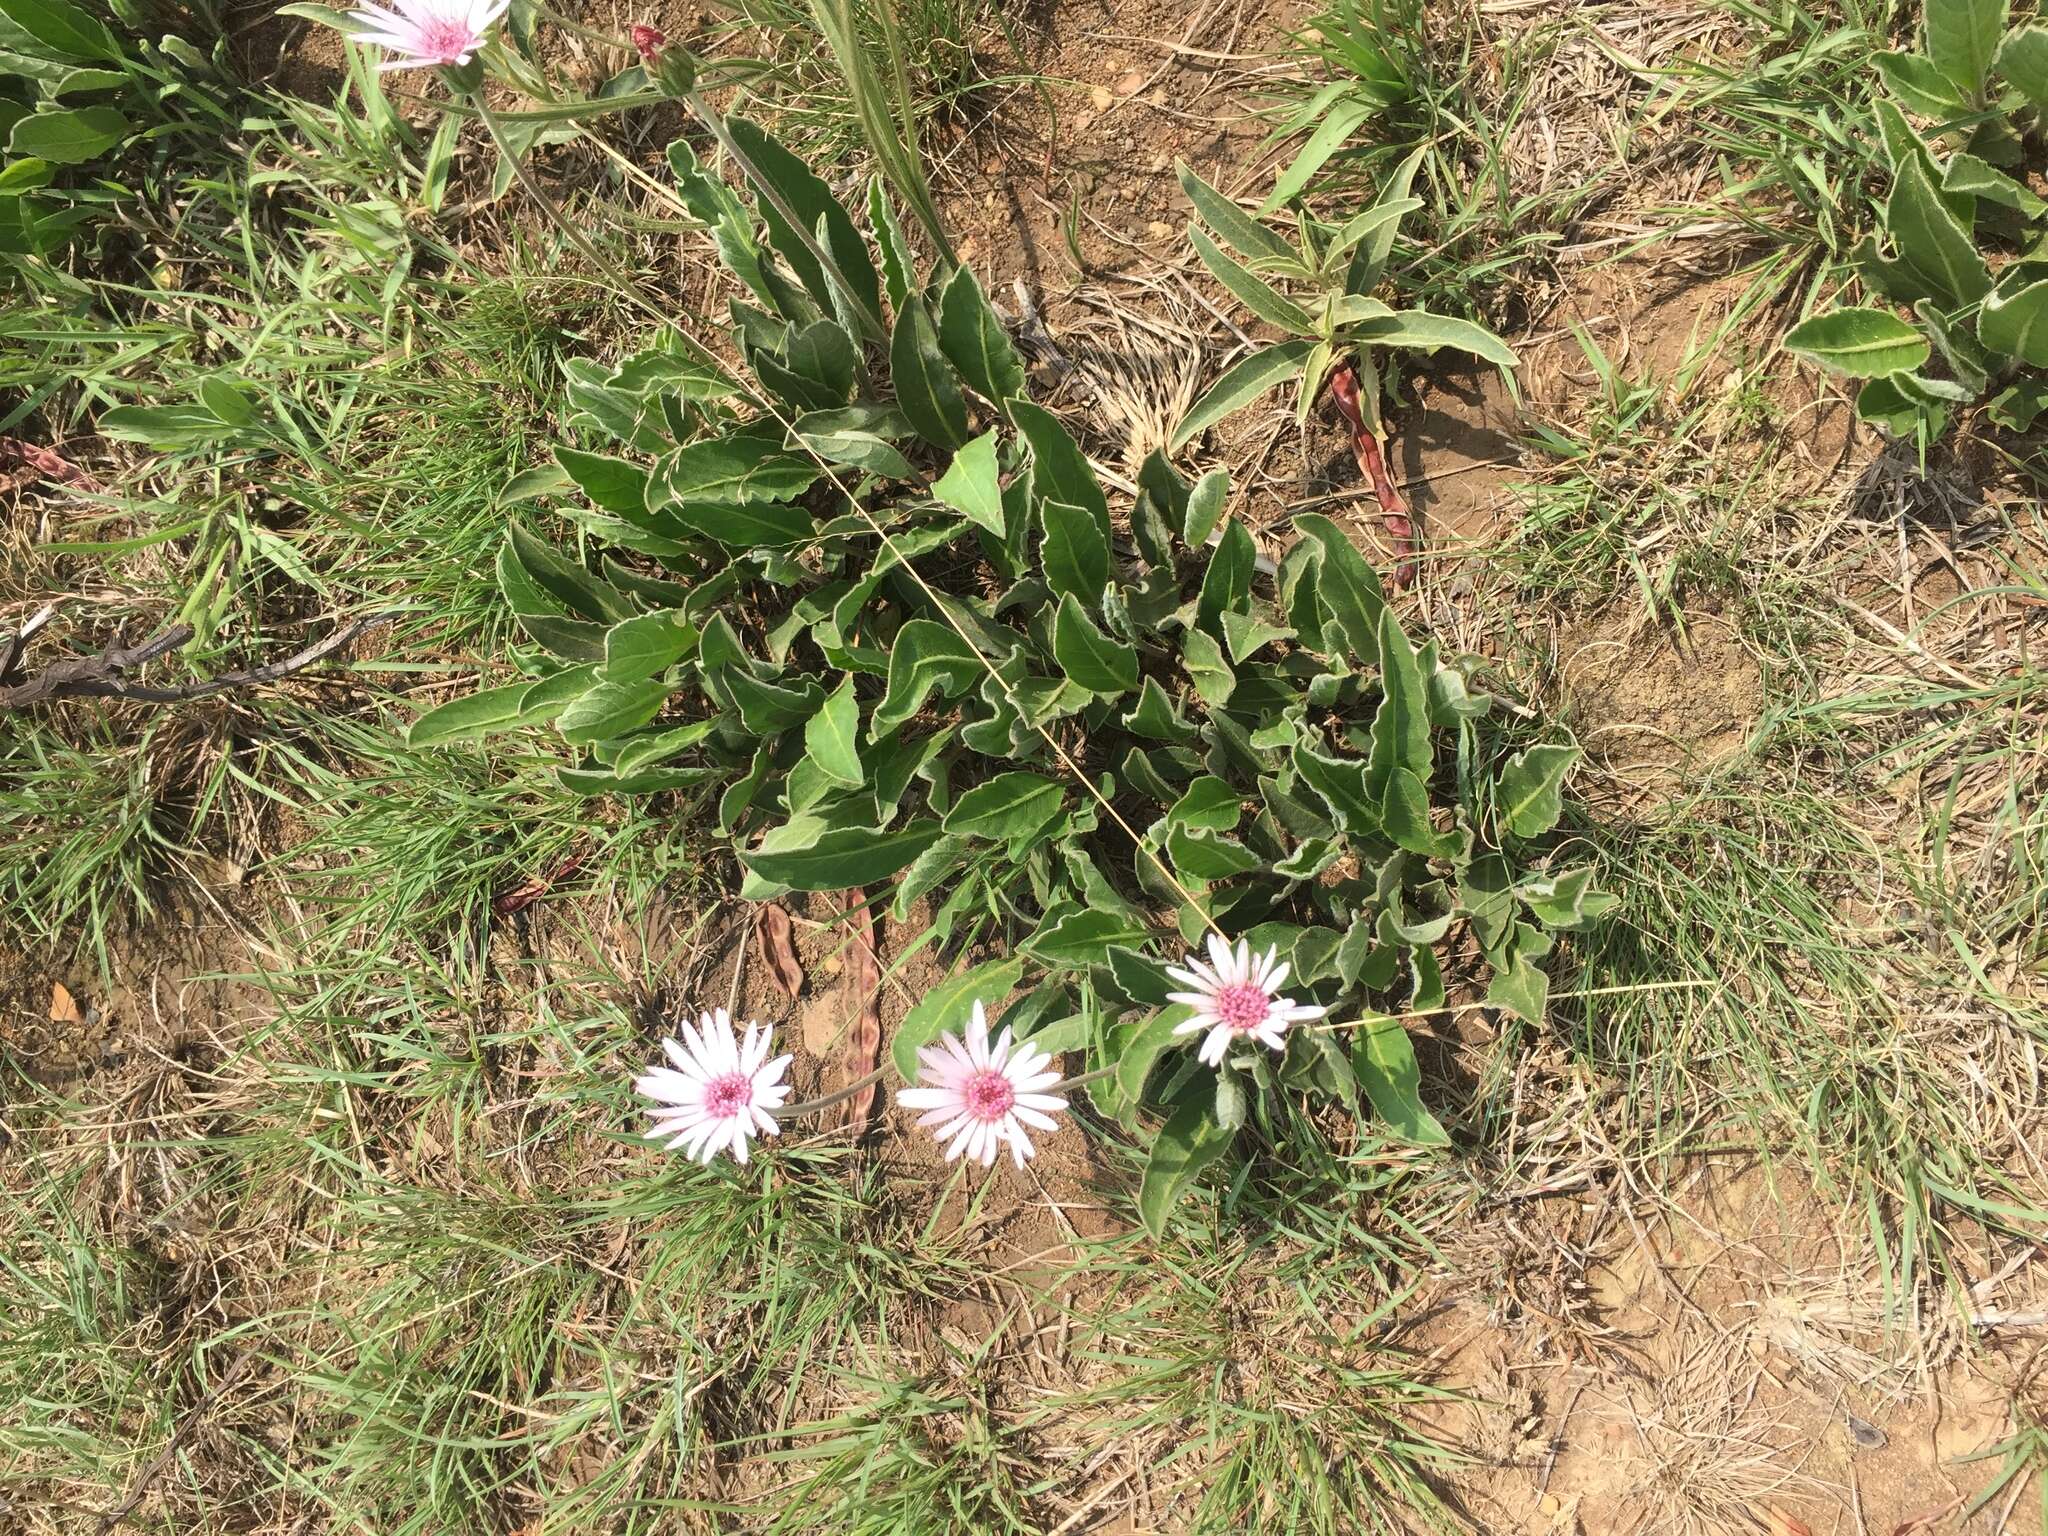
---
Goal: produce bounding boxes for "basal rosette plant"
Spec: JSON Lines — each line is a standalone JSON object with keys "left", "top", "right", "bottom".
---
{"left": 401, "top": 72, "right": 1611, "bottom": 1230}
{"left": 1785, "top": 0, "right": 2048, "bottom": 447}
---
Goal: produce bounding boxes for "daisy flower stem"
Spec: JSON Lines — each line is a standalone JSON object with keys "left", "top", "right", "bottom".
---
{"left": 772, "top": 1064, "right": 892, "bottom": 1120}
{"left": 1049, "top": 1064, "right": 1116, "bottom": 1093}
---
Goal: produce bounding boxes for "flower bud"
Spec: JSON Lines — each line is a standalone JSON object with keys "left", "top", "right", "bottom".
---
{"left": 632, "top": 22, "right": 697, "bottom": 96}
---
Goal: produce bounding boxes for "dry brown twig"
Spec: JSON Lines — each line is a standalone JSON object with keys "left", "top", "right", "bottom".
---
{"left": 0, "top": 613, "right": 394, "bottom": 710}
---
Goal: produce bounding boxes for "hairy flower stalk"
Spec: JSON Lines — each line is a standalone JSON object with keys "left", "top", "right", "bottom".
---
{"left": 343, "top": 0, "right": 508, "bottom": 70}
{"left": 1167, "top": 936, "right": 1327, "bottom": 1067}
{"left": 899, "top": 1003, "right": 1068, "bottom": 1168}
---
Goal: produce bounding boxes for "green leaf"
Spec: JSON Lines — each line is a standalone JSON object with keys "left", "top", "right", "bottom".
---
{"left": 1040, "top": 497, "right": 1112, "bottom": 604}
{"left": 890, "top": 297, "right": 970, "bottom": 451}
{"left": 1116, "top": 1006, "right": 1194, "bottom": 1108}
{"left": 1925, "top": 0, "right": 2006, "bottom": 96}
{"left": 890, "top": 956, "right": 1028, "bottom": 1081}
{"left": 1348, "top": 310, "right": 1518, "bottom": 369}
{"left": 1486, "top": 950, "right": 1549, "bottom": 1025}
{"left": 1053, "top": 593, "right": 1140, "bottom": 695}
{"left": 1170, "top": 341, "right": 1315, "bottom": 451}
{"left": 724, "top": 115, "right": 882, "bottom": 332}
{"left": 6, "top": 104, "right": 127, "bottom": 163}
{"left": 1782, "top": 308, "right": 1932, "bottom": 377}
{"left": 1997, "top": 25, "right": 2048, "bottom": 113}
{"left": 943, "top": 771, "right": 1065, "bottom": 841}
{"left": 556, "top": 677, "right": 669, "bottom": 745}
{"left": 866, "top": 175, "right": 914, "bottom": 311}
{"left": 1221, "top": 610, "right": 1293, "bottom": 662}
{"left": 1856, "top": 374, "right": 1941, "bottom": 437}
{"left": 1369, "top": 606, "right": 1431, "bottom": 788}
{"left": 1139, "top": 1094, "right": 1237, "bottom": 1238}
{"left": 0, "top": 0, "right": 118, "bottom": 61}
{"left": 1024, "top": 907, "right": 1154, "bottom": 969}
{"left": 1175, "top": 159, "right": 1299, "bottom": 269}
{"left": 557, "top": 446, "right": 649, "bottom": 515}
{"left": 727, "top": 669, "right": 823, "bottom": 734}
{"left": 92, "top": 404, "right": 232, "bottom": 450}
{"left": 600, "top": 610, "right": 696, "bottom": 682}
{"left": 1189, "top": 225, "right": 1316, "bottom": 334}
{"left": 1873, "top": 49, "right": 1972, "bottom": 115}
{"left": 1987, "top": 378, "right": 2048, "bottom": 431}
{"left": 937, "top": 265, "right": 1028, "bottom": 410}
{"left": 1346, "top": 145, "right": 1425, "bottom": 297}
{"left": 804, "top": 676, "right": 864, "bottom": 785}
{"left": 1295, "top": 513, "right": 1386, "bottom": 660}
{"left": 1351, "top": 1016, "right": 1449, "bottom": 1145}
{"left": 1165, "top": 776, "right": 1241, "bottom": 831}
{"left": 1322, "top": 196, "right": 1424, "bottom": 270}
{"left": 932, "top": 430, "right": 1006, "bottom": 538}
{"left": 1516, "top": 865, "right": 1619, "bottom": 930}
{"left": 408, "top": 682, "right": 534, "bottom": 746}
{"left": 1291, "top": 743, "right": 1379, "bottom": 834}
{"left": 1261, "top": 96, "right": 1372, "bottom": 213}
{"left": 1944, "top": 152, "right": 2048, "bottom": 218}
{"left": 1182, "top": 627, "right": 1235, "bottom": 706}
{"left": 1978, "top": 279, "right": 2048, "bottom": 366}
{"left": 1887, "top": 152, "right": 1992, "bottom": 304}
{"left": 507, "top": 522, "right": 635, "bottom": 623}
{"left": 871, "top": 619, "right": 983, "bottom": 737}
{"left": 1499, "top": 742, "right": 1579, "bottom": 838}
{"left": 1182, "top": 468, "right": 1228, "bottom": 547}
{"left": 1123, "top": 675, "right": 1198, "bottom": 744}
{"left": 651, "top": 425, "right": 822, "bottom": 507}
{"left": 1012, "top": 399, "right": 1111, "bottom": 544}
{"left": 790, "top": 404, "right": 917, "bottom": 478}
{"left": 741, "top": 819, "right": 945, "bottom": 891}
{"left": 1195, "top": 519, "right": 1256, "bottom": 638}
{"left": 663, "top": 498, "right": 816, "bottom": 549}
{"left": 1167, "top": 822, "right": 1261, "bottom": 880}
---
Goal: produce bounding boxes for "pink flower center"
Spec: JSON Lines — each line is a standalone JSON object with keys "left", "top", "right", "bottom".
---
{"left": 413, "top": 17, "right": 477, "bottom": 63}
{"left": 960, "top": 1068, "right": 1015, "bottom": 1122}
{"left": 703, "top": 1072, "right": 753, "bottom": 1118}
{"left": 1215, "top": 981, "right": 1270, "bottom": 1032}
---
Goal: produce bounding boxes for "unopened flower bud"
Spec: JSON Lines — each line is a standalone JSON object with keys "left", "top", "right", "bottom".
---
{"left": 631, "top": 21, "right": 697, "bottom": 96}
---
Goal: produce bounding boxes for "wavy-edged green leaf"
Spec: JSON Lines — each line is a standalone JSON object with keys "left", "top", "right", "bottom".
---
{"left": 1348, "top": 309, "right": 1517, "bottom": 368}
{"left": 1053, "top": 592, "right": 1139, "bottom": 695}
{"left": 741, "top": 818, "right": 945, "bottom": 890}
{"left": 557, "top": 446, "right": 649, "bottom": 515}
{"left": 932, "top": 428, "right": 1005, "bottom": 537}
{"left": 1040, "top": 497, "right": 1112, "bottom": 604}
{"left": 1294, "top": 513, "right": 1386, "bottom": 660}
{"left": 1499, "top": 742, "right": 1579, "bottom": 838}
{"left": 651, "top": 425, "right": 822, "bottom": 508}
{"left": 790, "top": 404, "right": 917, "bottom": 479}
{"left": 938, "top": 265, "right": 1027, "bottom": 411}
{"left": 871, "top": 619, "right": 983, "bottom": 737}
{"left": 556, "top": 677, "right": 669, "bottom": 745}
{"left": 1012, "top": 398, "right": 1111, "bottom": 541}
{"left": 1783, "top": 307, "right": 1930, "bottom": 377}
{"left": 1024, "top": 907, "right": 1154, "bottom": 969}
{"left": 890, "top": 955, "right": 1027, "bottom": 1080}
{"left": 891, "top": 297, "right": 970, "bottom": 451}
{"left": 1887, "top": 150, "right": 1992, "bottom": 304}
{"left": 1925, "top": 0, "right": 2006, "bottom": 96}
{"left": 724, "top": 114, "right": 882, "bottom": 332}
{"left": 1978, "top": 278, "right": 2048, "bottom": 366}
{"left": 1998, "top": 24, "right": 2048, "bottom": 112}
{"left": 866, "top": 175, "right": 914, "bottom": 311}
{"left": 600, "top": 610, "right": 696, "bottom": 682}
{"left": 943, "top": 771, "right": 1065, "bottom": 841}
{"left": 1873, "top": 48, "right": 1972, "bottom": 115}
{"left": 1346, "top": 145, "right": 1425, "bottom": 297}
{"left": 408, "top": 682, "right": 534, "bottom": 746}
{"left": 0, "top": 0, "right": 119, "bottom": 60}
{"left": 1352, "top": 1015, "right": 1448, "bottom": 1145}
{"left": 1170, "top": 340, "right": 1314, "bottom": 452}
{"left": 804, "top": 675, "right": 864, "bottom": 785}
{"left": 1139, "top": 1092, "right": 1237, "bottom": 1237}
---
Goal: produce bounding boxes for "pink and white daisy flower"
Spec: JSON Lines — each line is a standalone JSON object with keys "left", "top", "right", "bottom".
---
{"left": 341, "top": 0, "right": 509, "bottom": 72}
{"left": 1167, "top": 935, "right": 1326, "bottom": 1066}
{"left": 635, "top": 1009, "right": 793, "bottom": 1165}
{"left": 898, "top": 1002, "right": 1067, "bottom": 1168}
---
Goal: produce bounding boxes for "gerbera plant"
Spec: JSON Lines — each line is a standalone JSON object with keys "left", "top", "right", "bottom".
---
{"left": 284, "top": 12, "right": 1615, "bottom": 1231}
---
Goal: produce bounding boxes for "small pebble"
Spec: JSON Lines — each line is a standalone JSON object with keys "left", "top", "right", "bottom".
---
{"left": 1089, "top": 84, "right": 1114, "bottom": 112}
{"left": 1116, "top": 69, "right": 1146, "bottom": 95}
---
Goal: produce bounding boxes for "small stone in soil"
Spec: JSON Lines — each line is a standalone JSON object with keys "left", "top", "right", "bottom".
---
{"left": 1117, "top": 69, "right": 1145, "bottom": 95}
{"left": 1089, "top": 84, "right": 1113, "bottom": 111}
